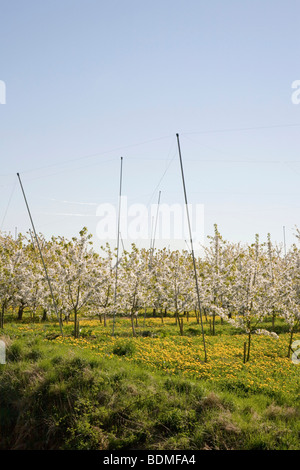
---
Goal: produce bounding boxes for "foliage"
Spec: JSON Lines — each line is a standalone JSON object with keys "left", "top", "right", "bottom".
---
{"left": 0, "top": 317, "right": 299, "bottom": 450}
{"left": 1, "top": 226, "right": 299, "bottom": 361}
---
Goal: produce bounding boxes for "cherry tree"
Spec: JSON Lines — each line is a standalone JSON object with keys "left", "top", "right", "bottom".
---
{"left": 90, "top": 243, "right": 115, "bottom": 326}
{"left": 48, "top": 228, "right": 100, "bottom": 336}
{"left": 212, "top": 234, "right": 279, "bottom": 361}
{"left": 277, "top": 239, "right": 300, "bottom": 356}
{"left": 0, "top": 232, "right": 16, "bottom": 328}
{"left": 116, "top": 244, "right": 151, "bottom": 336}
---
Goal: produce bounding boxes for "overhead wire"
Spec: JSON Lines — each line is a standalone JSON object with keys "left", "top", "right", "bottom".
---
{"left": 3, "top": 122, "right": 300, "bottom": 178}
{"left": 2, "top": 122, "right": 300, "bottom": 241}
{"left": 130, "top": 136, "right": 177, "bottom": 252}
{"left": 181, "top": 122, "right": 300, "bottom": 135}
{"left": 18, "top": 157, "right": 117, "bottom": 182}
{"left": 13, "top": 134, "right": 174, "bottom": 176}
{"left": 0, "top": 176, "right": 17, "bottom": 231}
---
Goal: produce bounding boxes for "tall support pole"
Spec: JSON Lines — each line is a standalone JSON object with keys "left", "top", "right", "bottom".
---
{"left": 17, "top": 173, "right": 63, "bottom": 336}
{"left": 112, "top": 157, "right": 123, "bottom": 336}
{"left": 149, "top": 190, "right": 161, "bottom": 269}
{"left": 283, "top": 226, "right": 287, "bottom": 257}
{"left": 152, "top": 190, "right": 161, "bottom": 253}
{"left": 176, "top": 134, "right": 207, "bottom": 362}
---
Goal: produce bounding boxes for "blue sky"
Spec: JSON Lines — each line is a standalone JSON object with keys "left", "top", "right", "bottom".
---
{"left": 1, "top": 0, "right": 300, "bottom": 253}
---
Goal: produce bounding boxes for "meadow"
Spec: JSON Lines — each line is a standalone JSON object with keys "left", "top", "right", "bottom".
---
{"left": 1, "top": 313, "right": 299, "bottom": 450}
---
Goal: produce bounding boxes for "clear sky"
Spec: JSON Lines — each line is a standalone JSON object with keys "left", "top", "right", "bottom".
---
{"left": 1, "top": 0, "right": 300, "bottom": 253}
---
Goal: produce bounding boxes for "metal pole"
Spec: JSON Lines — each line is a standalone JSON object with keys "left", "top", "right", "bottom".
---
{"left": 176, "top": 134, "right": 207, "bottom": 362}
{"left": 283, "top": 226, "right": 287, "bottom": 257}
{"left": 152, "top": 190, "right": 161, "bottom": 253}
{"left": 17, "top": 173, "right": 63, "bottom": 336}
{"left": 149, "top": 190, "right": 161, "bottom": 269}
{"left": 112, "top": 157, "right": 123, "bottom": 336}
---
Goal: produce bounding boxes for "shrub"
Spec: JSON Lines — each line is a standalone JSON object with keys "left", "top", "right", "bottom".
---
{"left": 7, "top": 342, "right": 23, "bottom": 362}
{"left": 112, "top": 341, "right": 136, "bottom": 357}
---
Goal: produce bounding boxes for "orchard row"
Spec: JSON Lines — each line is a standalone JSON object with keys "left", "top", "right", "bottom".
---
{"left": 1, "top": 225, "right": 299, "bottom": 358}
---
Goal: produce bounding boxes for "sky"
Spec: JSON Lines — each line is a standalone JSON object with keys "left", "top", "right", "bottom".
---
{"left": 1, "top": 0, "right": 300, "bottom": 254}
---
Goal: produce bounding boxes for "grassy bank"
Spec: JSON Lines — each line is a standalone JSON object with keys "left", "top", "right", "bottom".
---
{"left": 0, "top": 316, "right": 299, "bottom": 450}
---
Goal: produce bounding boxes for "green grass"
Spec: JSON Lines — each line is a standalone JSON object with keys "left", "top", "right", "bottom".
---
{"left": 0, "top": 314, "right": 299, "bottom": 450}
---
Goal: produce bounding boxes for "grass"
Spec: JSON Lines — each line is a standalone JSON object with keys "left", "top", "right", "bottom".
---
{"left": 0, "top": 313, "right": 299, "bottom": 450}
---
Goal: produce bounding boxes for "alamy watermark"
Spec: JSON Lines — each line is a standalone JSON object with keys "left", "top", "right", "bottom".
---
{"left": 0, "top": 80, "right": 6, "bottom": 104}
{"left": 96, "top": 196, "right": 204, "bottom": 244}
{"left": 0, "top": 340, "right": 6, "bottom": 364}
{"left": 291, "top": 340, "right": 300, "bottom": 365}
{"left": 291, "top": 80, "right": 300, "bottom": 104}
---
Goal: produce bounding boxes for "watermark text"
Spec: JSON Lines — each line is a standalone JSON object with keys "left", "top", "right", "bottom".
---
{"left": 96, "top": 196, "right": 204, "bottom": 244}
{"left": 0, "top": 340, "right": 6, "bottom": 364}
{"left": 0, "top": 80, "right": 6, "bottom": 104}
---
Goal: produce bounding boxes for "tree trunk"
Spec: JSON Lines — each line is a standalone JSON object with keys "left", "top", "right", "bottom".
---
{"left": 212, "top": 313, "right": 215, "bottom": 335}
{"left": 179, "top": 318, "right": 184, "bottom": 336}
{"left": 160, "top": 309, "right": 164, "bottom": 324}
{"left": 17, "top": 304, "right": 24, "bottom": 321}
{"left": 287, "top": 326, "right": 295, "bottom": 358}
{"left": 0, "top": 303, "right": 5, "bottom": 329}
{"left": 247, "top": 332, "right": 251, "bottom": 362}
{"left": 42, "top": 308, "right": 47, "bottom": 322}
{"left": 130, "top": 314, "right": 137, "bottom": 337}
{"left": 195, "top": 305, "right": 199, "bottom": 324}
{"left": 272, "top": 309, "right": 276, "bottom": 329}
{"left": 74, "top": 308, "right": 79, "bottom": 338}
